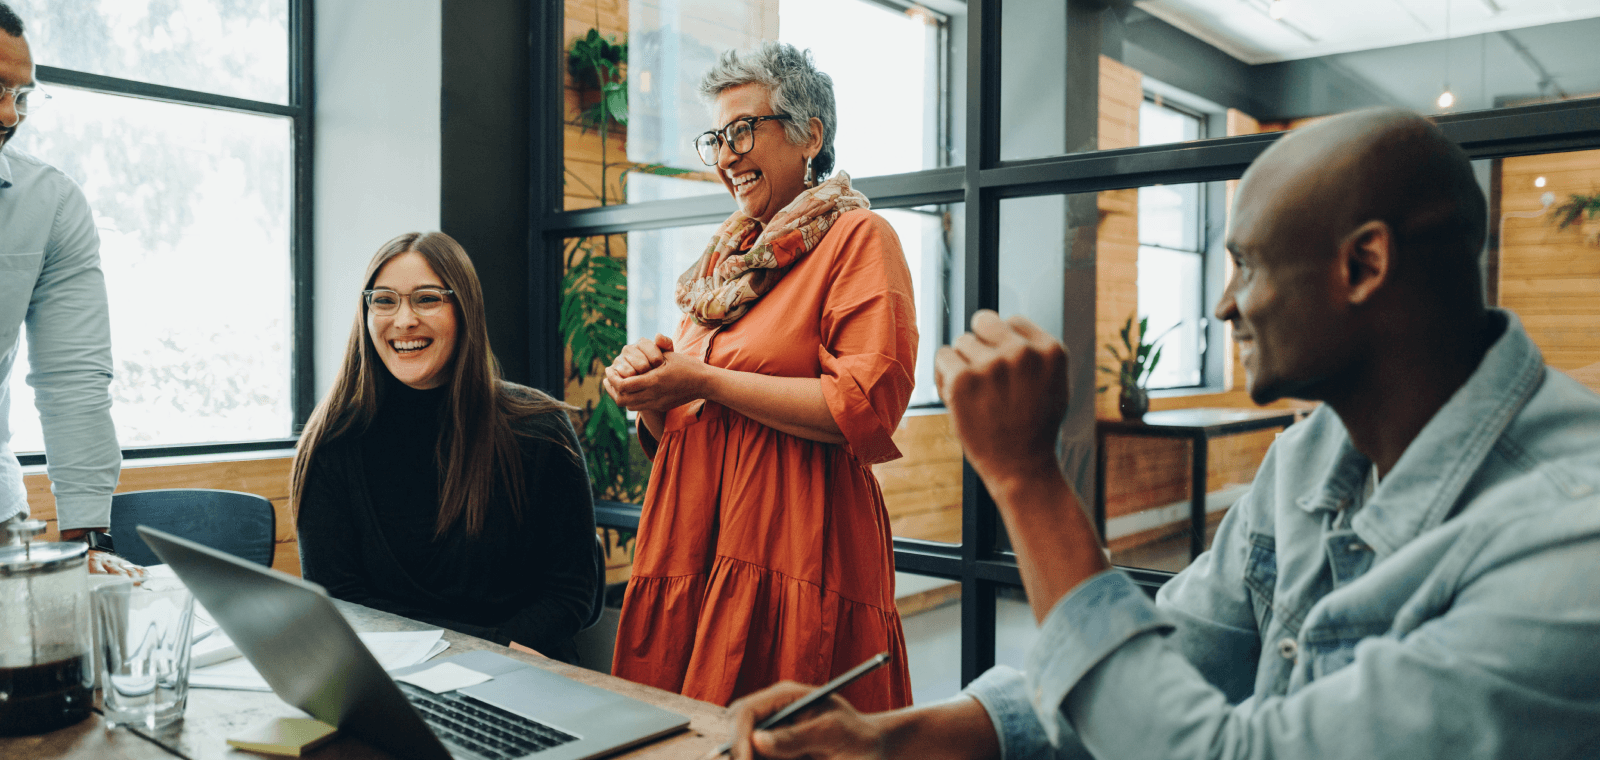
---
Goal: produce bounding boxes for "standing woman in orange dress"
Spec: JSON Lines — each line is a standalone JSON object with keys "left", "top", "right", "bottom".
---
{"left": 603, "top": 41, "right": 915, "bottom": 711}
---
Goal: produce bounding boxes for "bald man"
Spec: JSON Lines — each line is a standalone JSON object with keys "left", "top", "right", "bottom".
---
{"left": 725, "top": 108, "right": 1600, "bottom": 759}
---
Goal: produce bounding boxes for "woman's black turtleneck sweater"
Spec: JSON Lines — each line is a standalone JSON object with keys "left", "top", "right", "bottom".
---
{"left": 296, "top": 377, "right": 597, "bottom": 662}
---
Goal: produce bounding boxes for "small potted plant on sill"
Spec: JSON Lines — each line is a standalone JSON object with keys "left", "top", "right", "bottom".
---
{"left": 1553, "top": 191, "right": 1600, "bottom": 247}
{"left": 1098, "top": 315, "right": 1174, "bottom": 421}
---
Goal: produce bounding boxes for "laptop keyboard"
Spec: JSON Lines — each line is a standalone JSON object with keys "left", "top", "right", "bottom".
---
{"left": 401, "top": 683, "right": 579, "bottom": 759}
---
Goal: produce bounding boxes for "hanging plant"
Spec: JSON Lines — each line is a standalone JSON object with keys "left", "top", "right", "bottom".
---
{"left": 1552, "top": 192, "right": 1600, "bottom": 246}
{"left": 568, "top": 29, "right": 628, "bottom": 136}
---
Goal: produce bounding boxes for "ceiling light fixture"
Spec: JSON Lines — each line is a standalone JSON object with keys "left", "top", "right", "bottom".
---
{"left": 1438, "top": 0, "right": 1454, "bottom": 111}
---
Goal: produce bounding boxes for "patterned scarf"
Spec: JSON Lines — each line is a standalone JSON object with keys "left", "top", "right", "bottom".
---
{"left": 675, "top": 172, "right": 869, "bottom": 328}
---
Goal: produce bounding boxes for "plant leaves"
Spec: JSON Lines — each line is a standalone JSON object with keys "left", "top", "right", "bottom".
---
{"left": 1143, "top": 344, "right": 1164, "bottom": 384}
{"left": 631, "top": 163, "right": 697, "bottom": 177}
{"left": 560, "top": 249, "right": 629, "bottom": 383}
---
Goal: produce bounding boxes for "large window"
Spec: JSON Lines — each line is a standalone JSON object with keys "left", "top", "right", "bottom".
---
{"left": 6, "top": 1, "right": 308, "bottom": 455}
{"left": 1137, "top": 99, "right": 1206, "bottom": 389}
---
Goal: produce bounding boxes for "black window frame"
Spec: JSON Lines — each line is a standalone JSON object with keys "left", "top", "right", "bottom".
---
{"left": 17, "top": 1, "right": 314, "bottom": 466}
{"left": 532, "top": 0, "right": 1600, "bottom": 687}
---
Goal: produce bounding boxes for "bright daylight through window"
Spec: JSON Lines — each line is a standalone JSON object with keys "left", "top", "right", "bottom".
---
{"left": 5, "top": 0, "right": 293, "bottom": 452}
{"left": 1136, "top": 98, "right": 1205, "bottom": 390}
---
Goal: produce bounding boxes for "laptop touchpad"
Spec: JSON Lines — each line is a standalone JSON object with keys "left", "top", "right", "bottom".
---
{"left": 457, "top": 667, "right": 614, "bottom": 722}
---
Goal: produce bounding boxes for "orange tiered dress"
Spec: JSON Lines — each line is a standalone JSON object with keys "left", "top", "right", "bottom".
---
{"left": 611, "top": 209, "right": 916, "bottom": 711}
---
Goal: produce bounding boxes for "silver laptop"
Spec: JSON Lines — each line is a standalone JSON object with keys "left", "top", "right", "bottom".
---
{"left": 138, "top": 526, "right": 689, "bottom": 760}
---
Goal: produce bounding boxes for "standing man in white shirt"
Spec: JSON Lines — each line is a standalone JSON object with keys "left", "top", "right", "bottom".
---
{"left": 0, "top": 2, "right": 137, "bottom": 575}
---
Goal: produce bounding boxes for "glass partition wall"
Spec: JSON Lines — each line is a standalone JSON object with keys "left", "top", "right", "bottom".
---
{"left": 534, "top": 0, "right": 1600, "bottom": 689}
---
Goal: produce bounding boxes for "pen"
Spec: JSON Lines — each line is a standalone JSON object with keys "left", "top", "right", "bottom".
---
{"left": 707, "top": 651, "right": 891, "bottom": 758}
{"left": 191, "top": 626, "right": 217, "bottom": 646}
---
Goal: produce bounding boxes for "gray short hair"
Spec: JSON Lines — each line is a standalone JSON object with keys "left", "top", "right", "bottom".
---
{"left": 699, "top": 42, "right": 838, "bottom": 179}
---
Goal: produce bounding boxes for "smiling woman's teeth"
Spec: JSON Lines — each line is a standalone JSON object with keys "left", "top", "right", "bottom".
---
{"left": 392, "top": 339, "right": 431, "bottom": 353}
{"left": 732, "top": 172, "right": 761, "bottom": 192}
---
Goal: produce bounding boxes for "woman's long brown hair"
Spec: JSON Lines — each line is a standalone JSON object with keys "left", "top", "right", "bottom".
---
{"left": 290, "top": 231, "right": 575, "bottom": 537}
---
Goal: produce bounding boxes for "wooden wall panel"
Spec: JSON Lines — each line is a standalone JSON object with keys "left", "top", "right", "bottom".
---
{"left": 1101, "top": 428, "right": 1279, "bottom": 519}
{"left": 872, "top": 413, "right": 963, "bottom": 545}
{"left": 564, "top": 0, "right": 628, "bottom": 42}
{"left": 24, "top": 457, "right": 298, "bottom": 576}
{"left": 1098, "top": 56, "right": 1142, "bottom": 152}
{"left": 1499, "top": 148, "right": 1600, "bottom": 391}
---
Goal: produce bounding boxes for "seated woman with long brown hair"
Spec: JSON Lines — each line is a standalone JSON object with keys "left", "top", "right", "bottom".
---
{"left": 291, "top": 231, "right": 599, "bottom": 662}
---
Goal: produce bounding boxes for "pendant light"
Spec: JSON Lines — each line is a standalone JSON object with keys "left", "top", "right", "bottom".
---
{"left": 1438, "top": 0, "right": 1454, "bottom": 110}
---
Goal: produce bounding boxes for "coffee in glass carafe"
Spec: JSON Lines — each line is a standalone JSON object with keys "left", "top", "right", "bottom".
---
{"left": 0, "top": 519, "right": 94, "bottom": 736}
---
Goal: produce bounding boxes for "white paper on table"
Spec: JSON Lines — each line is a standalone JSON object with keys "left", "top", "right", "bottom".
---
{"left": 191, "top": 630, "right": 447, "bottom": 691}
{"left": 192, "top": 630, "right": 241, "bottom": 668}
{"left": 396, "top": 662, "right": 493, "bottom": 694}
{"left": 143, "top": 564, "right": 218, "bottom": 631}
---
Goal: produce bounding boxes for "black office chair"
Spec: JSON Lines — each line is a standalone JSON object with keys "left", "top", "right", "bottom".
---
{"left": 579, "top": 533, "right": 607, "bottom": 632}
{"left": 110, "top": 489, "right": 277, "bottom": 568}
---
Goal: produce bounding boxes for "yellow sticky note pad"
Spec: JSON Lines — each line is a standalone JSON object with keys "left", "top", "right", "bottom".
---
{"left": 226, "top": 717, "right": 339, "bottom": 757}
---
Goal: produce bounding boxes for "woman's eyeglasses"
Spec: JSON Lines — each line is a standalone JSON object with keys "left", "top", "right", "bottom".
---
{"left": 692, "top": 115, "right": 792, "bottom": 166}
{"left": 363, "top": 288, "right": 454, "bottom": 316}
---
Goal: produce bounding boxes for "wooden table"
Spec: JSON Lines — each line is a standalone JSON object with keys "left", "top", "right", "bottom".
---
{"left": 1095, "top": 407, "right": 1302, "bottom": 561}
{"left": 2, "top": 601, "right": 728, "bottom": 759}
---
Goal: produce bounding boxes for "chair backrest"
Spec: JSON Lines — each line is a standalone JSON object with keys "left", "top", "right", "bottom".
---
{"left": 111, "top": 489, "right": 277, "bottom": 568}
{"left": 579, "top": 533, "right": 606, "bottom": 632}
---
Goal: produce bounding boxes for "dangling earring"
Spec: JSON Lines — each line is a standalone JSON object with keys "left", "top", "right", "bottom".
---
{"left": 804, "top": 156, "right": 815, "bottom": 187}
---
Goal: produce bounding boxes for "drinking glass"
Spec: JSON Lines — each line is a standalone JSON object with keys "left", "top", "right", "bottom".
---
{"left": 93, "top": 577, "right": 195, "bottom": 730}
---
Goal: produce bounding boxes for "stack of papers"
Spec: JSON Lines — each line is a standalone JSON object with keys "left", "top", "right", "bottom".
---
{"left": 192, "top": 630, "right": 450, "bottom": 691}
{"left": 139, "top": 565, "right": 452, "bottom": 692}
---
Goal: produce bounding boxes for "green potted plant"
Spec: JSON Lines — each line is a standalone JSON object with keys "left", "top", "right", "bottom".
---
{"left": 1552, "top": 191, "right": 1600, "bottom": 246}
{"left": 1098, "top": 315, "right": 1174, "bottom": 421}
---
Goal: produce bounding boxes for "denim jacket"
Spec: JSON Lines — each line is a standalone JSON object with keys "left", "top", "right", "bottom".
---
{"left": 0, "top": 146, "right": 119, "bottom": 530}
{"left": 966, "top": 310, "right": 1600, "bottom": 759}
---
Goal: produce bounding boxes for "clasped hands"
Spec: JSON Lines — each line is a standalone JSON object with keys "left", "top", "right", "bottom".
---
{"left": 722, "top": 309, "right": 1071, "bottom": 760}
{"left": 602, "top": 334, "right": 712, "bottom": 413}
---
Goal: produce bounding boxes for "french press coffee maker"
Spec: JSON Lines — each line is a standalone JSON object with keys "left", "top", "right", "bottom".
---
{"left": 0, "top": 519, "right": 94, "bottom": 736}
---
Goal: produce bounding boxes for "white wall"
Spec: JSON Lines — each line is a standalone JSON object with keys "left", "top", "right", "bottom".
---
{"left": 313, "top": 0, "right": 442, "bottom": 398}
